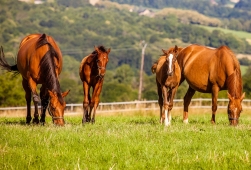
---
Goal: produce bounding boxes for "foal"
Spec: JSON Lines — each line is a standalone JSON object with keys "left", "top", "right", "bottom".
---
{"left": 151, "top": 45, "right": 182, "bottom": 126}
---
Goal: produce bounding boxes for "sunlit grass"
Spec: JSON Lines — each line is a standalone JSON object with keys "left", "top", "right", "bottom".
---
{"left": 0, "top": 110, "right": 251, "bottom": 169}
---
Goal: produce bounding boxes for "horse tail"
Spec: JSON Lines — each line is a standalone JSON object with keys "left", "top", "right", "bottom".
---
{"left": 0, "top": 46, "right": 19, "bottom": 74}
{"left": 151, "top": 62, "right": 158, "bottom": 74}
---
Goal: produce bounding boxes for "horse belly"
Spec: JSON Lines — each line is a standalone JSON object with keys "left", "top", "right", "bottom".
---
{"left": 184, "top": 62, "right": 211, "bottom": 92}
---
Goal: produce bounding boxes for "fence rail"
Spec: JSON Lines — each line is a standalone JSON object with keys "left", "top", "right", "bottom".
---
{"left": 1, "top": 99, "right": 251, "bottom": 114}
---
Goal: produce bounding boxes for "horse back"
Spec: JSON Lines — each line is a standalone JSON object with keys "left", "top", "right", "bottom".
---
{"left": 178, "top": 44, "right": 239, "bottom": 91}
{"left": 17, "top": 34, "right": 62, "bottom": 81}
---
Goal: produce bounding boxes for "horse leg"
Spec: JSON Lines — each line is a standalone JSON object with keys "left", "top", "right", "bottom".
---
{"left": 162, "top": 86, "right": 169, "bottom": 126}
{"left": 22, "top": 79, "right": 32, "bottom": 124}
{"left": 157, "top": 82, "right": 163, "bottom": 124}
{"left": 82, "top": 82, "right": 90, "bottom": 124}
{"left": 87, "top": 90, "right": 92, "bottom": 122}
{"left": 183, "top": 86, "right": 195, "bottom": 123}
{"left": 167, "top": 86, "right": 178, "bottom": 125}
{"left": 27, "top": 78, "right": 40, "bottom": 124}
{"left": 211, "top": 85, "right": 219, "bottom": 124}
{"left": 90, "top": 85, "right": 102, "bottom": 124}
{"left": 40, "top": 85, "right": 49, "bottom": 125}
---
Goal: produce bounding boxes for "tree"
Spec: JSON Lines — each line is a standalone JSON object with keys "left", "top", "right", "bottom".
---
{"left": 0, "top": 73, "right": 26, "bottom": 106}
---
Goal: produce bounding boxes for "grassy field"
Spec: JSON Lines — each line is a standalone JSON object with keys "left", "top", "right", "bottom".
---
{"left": 0, "top": 109, "right": 251, "bottom": 170}
{"left": 197, "top": 25, "right": 251, "bottom": 40}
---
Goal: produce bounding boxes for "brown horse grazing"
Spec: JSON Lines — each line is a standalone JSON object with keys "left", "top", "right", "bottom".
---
{"left": 151, "top": 45, "right": 182, "bottom": 126}
{"left": 0, "top": 33, "right": 69, "bottom": 126}
{"left": 79, "top": 46, "right": 110, "bottom": 124}
{"left": 177, "top": 44, "right": 245, "bottom": 126}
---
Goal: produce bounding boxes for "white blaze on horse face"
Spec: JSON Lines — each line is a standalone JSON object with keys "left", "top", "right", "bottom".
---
{"left": 168, "top": 54, "right": 174, "bottom": 74}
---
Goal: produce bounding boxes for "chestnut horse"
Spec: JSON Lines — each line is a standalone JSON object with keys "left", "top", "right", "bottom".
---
{"left": 79, "top": 46, "right": 110, "bottom": 124}
{"left": 0, "top": 33, "right": 69, "bottom": 126}
{"left": 151, "top": 45, "right": 182, "bottom": 126}
{"left": 177, "top": 44, "right": 245, "bottom": 126}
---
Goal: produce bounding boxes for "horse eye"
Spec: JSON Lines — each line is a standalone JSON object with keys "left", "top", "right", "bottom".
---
{"left": 50, "top": 106, "right": 56, "bottom": 111}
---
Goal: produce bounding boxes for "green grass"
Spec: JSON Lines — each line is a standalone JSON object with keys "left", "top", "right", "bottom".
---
{"left": 0, "top": 111, "right": 251, "bottom": 170}
{"left": 197, "top": 25, "right": 251, "bottom": 40}
{"left": 241, "top": 65, "right": 249, "bottom": 75}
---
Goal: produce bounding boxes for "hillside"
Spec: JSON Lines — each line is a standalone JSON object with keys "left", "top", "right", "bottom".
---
{"left": 1, "top": 0, "right": 251, "bottom": 106}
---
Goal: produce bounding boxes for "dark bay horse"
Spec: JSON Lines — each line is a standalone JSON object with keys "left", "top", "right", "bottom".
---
{"left": 177, "top": 44, "right": 245, "bottom": 126}
{"left": 79, "top": 46, "right": 110, "bottom": 124}
{"left": 151, "top": 45, "right": 182, "bottom": 126}
{"left": 0, "top": 33, "right": 69, "bottom": 126}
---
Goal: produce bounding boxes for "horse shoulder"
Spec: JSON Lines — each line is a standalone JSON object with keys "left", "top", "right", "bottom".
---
{"left": 174, "top": 62, "right": 181, "bottom": 82}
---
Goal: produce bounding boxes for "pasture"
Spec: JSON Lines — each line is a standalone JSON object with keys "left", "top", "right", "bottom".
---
{"left": 0, "top": 108, "right": 251, "bottom": 170}
{"left": 197, "top": 25, "right": 251, "bottom": 40}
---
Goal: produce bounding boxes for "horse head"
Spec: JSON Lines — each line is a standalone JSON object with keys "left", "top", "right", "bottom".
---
{"left": 94, "top": 46, "right": 110, "bottom": 79}
{"left": 48, "top": 90, "right": 70, "bottom": 126}
{"left": 162, "top": 45, "right": 179, "bottom": 76}
{"left": 227, "top": 92, "right": 245, "bottom": 126}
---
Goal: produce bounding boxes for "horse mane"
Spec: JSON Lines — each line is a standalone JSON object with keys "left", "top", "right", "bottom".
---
{"left": 225, "top": 47, "right": 243, "bottom": 99}
{"left": 36, "top": 34, "right": 60, "bottom": 63}
{"left": 37, "top": 34, "right": 64, "bottom": 104}
{"left": 87, "top": 45, "right": 108, "bottom": 63}
{"left": 93, "top": 45, "right": 107, "bottom": 53}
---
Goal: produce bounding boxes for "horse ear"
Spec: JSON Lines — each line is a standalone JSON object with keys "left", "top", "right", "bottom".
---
{"left": 162, "top": 49, "right": 167, "bottom": 55}
{"left": 62, "top": 90, "right": 70, "bottom": 98}
{"left": 48, "top": 90, "right": 56, "bottom": 98}
{"left": 240, "top": 92, "right": 245, "bottom": 101}
{"left": 174, "top": 45, "right": 178, "bottom": 52}
{"left": 227, "top": 92, "right": 234, "bottom": 101}
{"left": 94, "top": 46, "right": 100, "bottom": 53}
{"left": 107, "top": 48, "right": 111, "bottom": 54}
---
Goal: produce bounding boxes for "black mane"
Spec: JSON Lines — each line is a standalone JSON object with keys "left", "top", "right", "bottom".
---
{"left": 37, "top": 34, "right": 63, "bottom": 104}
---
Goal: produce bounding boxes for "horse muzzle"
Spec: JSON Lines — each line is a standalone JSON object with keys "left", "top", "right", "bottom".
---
{"left": 229, "top": 117, "right": 238, "bottom": 126}
{"left": 53, "top": 117, "right": 65, "bottom": 126}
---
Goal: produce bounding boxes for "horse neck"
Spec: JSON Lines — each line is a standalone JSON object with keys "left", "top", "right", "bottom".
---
{"left": 40, "top": 51, "right": 63, "bottom": 103}
{"left": 226, "top": 69, "right": 243, "bottom": 99}
{"left": 87, "top": 54, "right": 99, "bottom": 74}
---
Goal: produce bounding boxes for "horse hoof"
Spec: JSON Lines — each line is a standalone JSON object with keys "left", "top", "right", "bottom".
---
{"left": 82, "top": 119, "right": 87, "bottom": 124}
{"left": 165, "top": 121, "right": 171, "bottom": 126}
{"left": 32, "top": 118, "right": 39, "bottom": 124}
{"left": 26, "top": 117, "right": 32, "bottom": 124}
{"left": 40, "top": 120, "right": 45, "bottom": 126}
{"left": 183, "top": 119, "right": 189, "bottom": 124}
{"left": 211, "top": 121, "right": 216, "bottom": 124}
